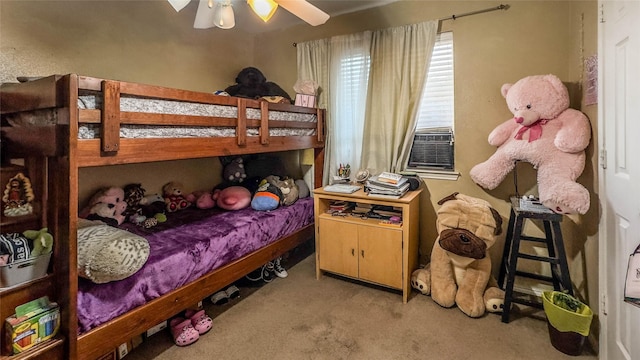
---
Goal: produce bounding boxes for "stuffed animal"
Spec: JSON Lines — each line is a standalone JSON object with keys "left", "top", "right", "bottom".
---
{"left": 265, "top": 175, "right": 299, "bottom": 206}
{"left": 162, "top": 182, "right": 191, "bottom": 212}
{"left": 186, "top": 190, "right": 216, "bottom": 210}
{"left": 224, "top": 67, "right": 292, "bottom": 103}
{"left": 213, "top": 186, "right": 251, "bottom": 211}
{"left": 135, "top": 193, "right": 167, "bottom": 226}
{"left": 422, "top": 192, "right": 505, "bottom": 318}
{"left": 123, "top": 183, "right": 146, "bottom": 220}
{"left": 410, "top": 265, "right": 431, "bottom": 295}
{"left": 251, "top": 179, "right": 283, "bottom": 211}
{"left": 223, "top": 157, "right": 247, "bottom": 184}
{"left": 469, "top": 74, "right": 591, "bottom": 214}
{"left": 81, "top": 187, "right": 128, "bottom": 226}
{"left": 23, "top": 228, "right": 53, "bottom": 258}
{"left": 295, "top": 179, "right": 310, "bottom": 198}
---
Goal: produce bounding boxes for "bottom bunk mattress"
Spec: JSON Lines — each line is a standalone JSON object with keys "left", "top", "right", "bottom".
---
{"left": 77, "top": 197, "right": 314, "bottom": 334}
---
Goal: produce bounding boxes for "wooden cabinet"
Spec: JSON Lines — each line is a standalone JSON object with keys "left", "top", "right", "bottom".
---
{"left": 313, "top": 187, "right": 422, "bottom": 303}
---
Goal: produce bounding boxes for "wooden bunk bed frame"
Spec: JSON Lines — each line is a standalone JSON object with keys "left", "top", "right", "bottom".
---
{"left": 0, "top": 74, "right": 325, "bottom": 360}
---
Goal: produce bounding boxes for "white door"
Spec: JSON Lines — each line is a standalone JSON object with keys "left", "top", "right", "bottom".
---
{"left": 599, "top": 1, "right": 640, "bottom": 360}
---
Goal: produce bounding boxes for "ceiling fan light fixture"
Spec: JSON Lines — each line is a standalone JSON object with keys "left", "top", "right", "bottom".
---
{"left": 168, "top": 0, "right": 190, "bottom": 12}
{"left": 247, "top": 0, "right": 278, "bottom": 23}
{"left": 214, "top": 1, "right": 235, "bottom": 29}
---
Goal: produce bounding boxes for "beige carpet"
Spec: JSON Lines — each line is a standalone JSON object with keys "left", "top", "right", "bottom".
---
{"left": 126, "top": 254, "right": 597, "bottom": 360}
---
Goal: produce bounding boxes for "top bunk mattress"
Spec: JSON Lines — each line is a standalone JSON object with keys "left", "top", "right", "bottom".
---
{"left": 76, "top": 92, "right": 318, "bottom": 139}
{"left": 4, "top": 92, "right": 318, "bottom": 139}
{"left": 77, "top": 197, "right": 314, "bottom": 334}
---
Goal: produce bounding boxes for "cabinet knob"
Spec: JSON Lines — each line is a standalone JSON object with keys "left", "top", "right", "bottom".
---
{"left": 351, "top": 248, "right": 355, "bottom": 256}
{"left": 361, "top": 250, "right": 364, "bottom": 258}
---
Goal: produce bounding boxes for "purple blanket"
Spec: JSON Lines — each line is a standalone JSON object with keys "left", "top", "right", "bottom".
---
{"left": 77, "top": 197, "right": 314, "bottom": 334}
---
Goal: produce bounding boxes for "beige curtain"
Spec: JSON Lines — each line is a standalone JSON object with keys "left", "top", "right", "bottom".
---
{"left": 297, "top": 20, "right": 438, "bottom": 183}
{"left": 361, "top": 21, "right": 438, "bottom": 174}
{"left": 297, "top": 39, "right": 329, "bottom": 187}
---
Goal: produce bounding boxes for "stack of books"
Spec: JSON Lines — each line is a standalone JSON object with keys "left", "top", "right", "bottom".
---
{"left": 365, "top": 172, "right": 410, "bottom": 199}
{"left": 328, "top": 201, "right": 355, "bottom": 213}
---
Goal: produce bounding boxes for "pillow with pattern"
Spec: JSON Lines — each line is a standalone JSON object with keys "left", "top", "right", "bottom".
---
{"left": 77, "top": 219, "right": 149, "bottom": 283}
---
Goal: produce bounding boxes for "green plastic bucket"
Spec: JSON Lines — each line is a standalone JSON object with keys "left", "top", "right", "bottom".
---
{"left": 542, "top": 291, "right": 593, "bottom": 356}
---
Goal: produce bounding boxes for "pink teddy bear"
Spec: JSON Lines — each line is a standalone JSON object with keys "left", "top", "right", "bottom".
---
{"left": 469, "top": 74, "right": 591, "bottom": 214}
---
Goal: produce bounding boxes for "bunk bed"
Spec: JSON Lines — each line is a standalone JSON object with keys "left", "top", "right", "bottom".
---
{"left": 0, "top": 74, "right": 325, "bottom": 360}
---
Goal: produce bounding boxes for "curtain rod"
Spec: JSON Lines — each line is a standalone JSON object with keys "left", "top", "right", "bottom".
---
{"left": 293, "top": 3, "right": 510, "bottom": 47}
{"left": 439, "top": 4, "right": 510, "bottom": 21}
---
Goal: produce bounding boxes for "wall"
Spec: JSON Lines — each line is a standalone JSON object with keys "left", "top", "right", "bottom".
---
{"left": 0, "top": 1, "right": 254, "bottom": 90}
{"left": 254, "top": 0, "right": 600, "bottom": 323}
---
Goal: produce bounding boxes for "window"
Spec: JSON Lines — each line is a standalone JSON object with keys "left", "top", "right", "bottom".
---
{"left": 407, "top": 32, "right": 455, "bottom": 171}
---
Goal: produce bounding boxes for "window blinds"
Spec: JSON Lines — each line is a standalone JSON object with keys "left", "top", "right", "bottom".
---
{"left": 415, "top": 32, "right": 454, "bottom": 130}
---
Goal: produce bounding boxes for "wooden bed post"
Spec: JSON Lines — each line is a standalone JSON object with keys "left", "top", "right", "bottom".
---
{"left": 314, "top": 147, "right": 324, "bottom": 189}
{"left": 101, "top": 80, "right": 121, "bottom": 153}
{"left": 237, "top": 98, "right": 247, "bottom": 146}
{"left": 260, "top": 101, "right": 269, "bottom": 145}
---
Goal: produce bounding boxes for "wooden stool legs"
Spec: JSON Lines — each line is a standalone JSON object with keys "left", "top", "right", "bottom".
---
{"left": 498, "top": 197, "right": 573, "bottom": 323}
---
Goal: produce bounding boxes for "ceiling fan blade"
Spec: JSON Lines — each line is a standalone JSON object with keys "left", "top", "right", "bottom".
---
{"left": 167, "top": 0, "right": 191, "bottom": 12}
{"left": 193, "top": 0, "right": 216, "bottom": 29}
{"left": 275, "top": 0, "right": 330, "bottom": 26}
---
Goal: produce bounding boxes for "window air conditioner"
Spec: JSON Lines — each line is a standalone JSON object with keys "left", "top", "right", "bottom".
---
{"left": 408, "top": 129, "right": 454, "bottom": 169}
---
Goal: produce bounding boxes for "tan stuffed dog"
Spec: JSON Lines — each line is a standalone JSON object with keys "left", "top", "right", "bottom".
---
{"left": 413, "top": 192, "right": 505, "bottom": 317}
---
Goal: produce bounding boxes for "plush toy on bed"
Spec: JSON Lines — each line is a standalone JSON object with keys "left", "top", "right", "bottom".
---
{"left": 123, "top": 183, "right": 146, "bottom": 220}
{"left": 469, "top": 74, "right": 591, "bottom": 214}
{"left": 223, "top": 157, "right": 247, "bottom": 184}
{"left": 186, "top": 190, "right": 216, "bottom": 210}
{"left": 251, "top": 179, "right": 283, "bottom": 211}
{"left": 224, "top": 67, "right": 292, "bottom": 103}
{"left": 213, "top": 186, "right": 251, "bottom": 211}
{"left": 162, "top": 181, "right": 191, "bottom": 212}
{"left": 265, "top": 175, "right": 299, "bottom": 206}
{"left": 135, "top": 193, "right": 167, "bottom": 228}
{"left": 81, "top": 186, "right": 128, "bottom": 227}
{"left": 139, "top": 193, "right": 166, "bottom": 217}
{"left": 295, "top": 179, "right": 310, "bottom": 198}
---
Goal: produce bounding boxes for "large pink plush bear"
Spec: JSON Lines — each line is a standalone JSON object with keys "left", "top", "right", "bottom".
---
{"left": 469, "top": 74, "right": 591, "bottom": 214}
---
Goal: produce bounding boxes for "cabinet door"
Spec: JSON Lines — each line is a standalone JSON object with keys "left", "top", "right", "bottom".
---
{"left": 318, "top": 218, "right": 358, "bottom": 278}
{"left": 358, "top": 226, "right": 403, "bottom": 289}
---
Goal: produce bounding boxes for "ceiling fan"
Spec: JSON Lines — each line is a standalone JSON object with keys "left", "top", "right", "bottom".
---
{"left": 168, "top": 0, "right": 330, "bottom": 30}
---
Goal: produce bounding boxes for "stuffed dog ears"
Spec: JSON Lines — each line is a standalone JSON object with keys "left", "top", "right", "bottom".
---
{"left": 437, "top": 192, "right": 503, "bottom": 236}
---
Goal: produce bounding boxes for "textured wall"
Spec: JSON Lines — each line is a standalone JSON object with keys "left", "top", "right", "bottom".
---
{"left": 0, "top": 1, "right": 256, "bottom": 91}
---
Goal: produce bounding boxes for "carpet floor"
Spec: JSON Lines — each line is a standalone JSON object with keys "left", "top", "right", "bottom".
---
{"left": 125, "top": 252, "right": 597, "bottom": 360}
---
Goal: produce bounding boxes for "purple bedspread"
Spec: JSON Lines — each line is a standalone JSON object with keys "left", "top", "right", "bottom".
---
{"left": 77, "top": 197, "right": 314, "bottom": 334}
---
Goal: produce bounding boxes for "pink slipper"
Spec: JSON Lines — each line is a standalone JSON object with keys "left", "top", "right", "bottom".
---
{"left": 185, "top": 309, "right": 213, "bottom": 335}
{"left": 170, "top": 317, "right": 199, "bottom": 346}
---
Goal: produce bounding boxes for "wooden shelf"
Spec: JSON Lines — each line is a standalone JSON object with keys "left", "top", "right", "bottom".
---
{"left": 0, "top": 212, "right": 40, "bottom": 233}
{"left": 0, "top": 336, "right": 64, "bottom": 360}
{"left": 0, "top": 274, "right": 54, "bottom": 297}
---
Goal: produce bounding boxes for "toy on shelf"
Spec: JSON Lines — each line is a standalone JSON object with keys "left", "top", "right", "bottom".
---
{"left": 2, "top": 172, "right": 35, "bottom": 217}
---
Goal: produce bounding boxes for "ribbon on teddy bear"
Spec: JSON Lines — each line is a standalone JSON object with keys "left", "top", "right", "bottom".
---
{"left": 514, "top": 119, "right": 548, "bottom": 142}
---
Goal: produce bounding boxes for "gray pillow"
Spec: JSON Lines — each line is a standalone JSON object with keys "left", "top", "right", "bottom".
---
{"left": 77, "top": 221, "right": 149, "bottom": 284}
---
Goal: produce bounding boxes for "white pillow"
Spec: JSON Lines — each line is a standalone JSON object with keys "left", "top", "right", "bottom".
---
{"left": 77, "top": 221, "right": 149, "bottom": 284}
